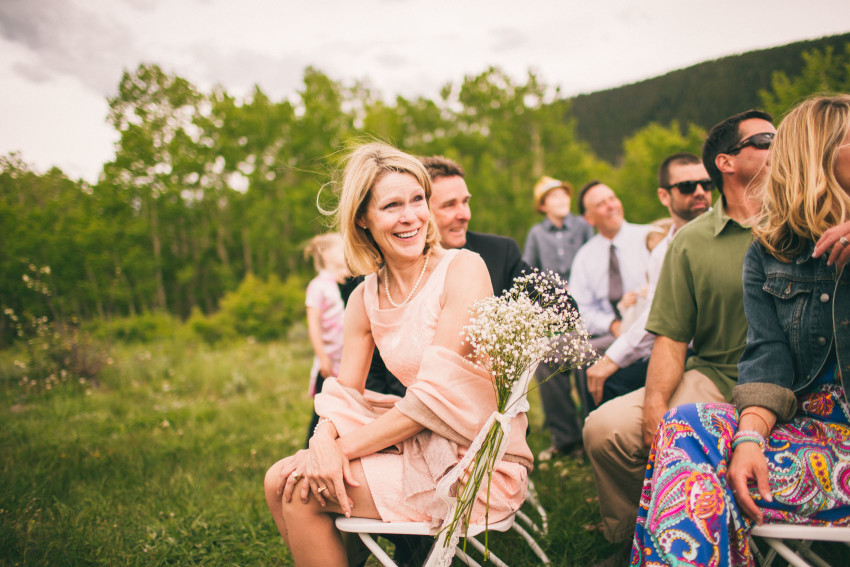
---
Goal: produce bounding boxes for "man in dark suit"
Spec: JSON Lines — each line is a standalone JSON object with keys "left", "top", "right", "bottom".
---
{"left": 420, "top": 156, "right": 529, "bottom": 294}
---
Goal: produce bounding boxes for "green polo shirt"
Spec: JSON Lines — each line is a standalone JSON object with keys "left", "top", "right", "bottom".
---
{"left": 646, "top": 196, "right": 753, "bottom": 400}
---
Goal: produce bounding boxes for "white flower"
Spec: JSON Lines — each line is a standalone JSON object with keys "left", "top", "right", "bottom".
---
{"left": 463, "top": 270, "right": 595, "bottom": 393}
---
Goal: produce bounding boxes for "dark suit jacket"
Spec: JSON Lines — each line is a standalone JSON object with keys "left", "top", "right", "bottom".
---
{"left": 364, "top": 232, "right": 531, "bottom": 396}
{"left": 463, "top": 231, "right": 530, "bottom": 296}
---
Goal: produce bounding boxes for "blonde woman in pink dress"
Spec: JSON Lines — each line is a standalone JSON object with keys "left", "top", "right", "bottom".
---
{"left": 263, "top": 142, "right": 532, "bottom": 566}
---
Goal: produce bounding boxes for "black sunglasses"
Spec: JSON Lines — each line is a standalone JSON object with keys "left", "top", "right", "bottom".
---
{"left": 724, "top": 132, "right": 774, "bottom": 155}
{"left": 664, "top": 179, "right": 714, "bottom": 194}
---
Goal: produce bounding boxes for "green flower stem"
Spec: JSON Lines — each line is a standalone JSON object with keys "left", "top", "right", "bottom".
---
{"left": 441, "top": 420, "right": 506, "bottom": 549}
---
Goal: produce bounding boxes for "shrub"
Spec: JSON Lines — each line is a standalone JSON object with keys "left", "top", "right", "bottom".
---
{"left": 188, "top": 307, "right": 234, "bottom": 344}
{"left": 2, "top": 264, "right": 108, "bottom": 392}
{"left": 2, "top": 309, "right": 107, "bottom": 391}
{"left": 87, "top": 311, "right": 182, "bottom": 343}
{"left": 189, "top": 273, "right": 307, "bottom": 343}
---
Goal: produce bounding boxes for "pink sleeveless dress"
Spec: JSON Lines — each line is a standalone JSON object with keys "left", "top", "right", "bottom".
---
{"left": 315, "top": 249, "right": 532, "bottom": 524}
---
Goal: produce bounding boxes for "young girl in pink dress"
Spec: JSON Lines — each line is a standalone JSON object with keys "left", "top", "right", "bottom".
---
{"left": 264, "top": 142, "right": 532, "bottom": 566}
{"left": 303, "top": 233, "right": 347, "bottom": 447}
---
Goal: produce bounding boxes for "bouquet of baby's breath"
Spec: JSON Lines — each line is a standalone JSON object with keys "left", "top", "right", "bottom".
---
{"left": 427, "top": 270, "right": 595, "bottom": 566}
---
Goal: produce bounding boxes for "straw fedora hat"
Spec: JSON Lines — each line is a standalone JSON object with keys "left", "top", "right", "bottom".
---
{"left": 533, "top": 176, "right": 573, "bottom": 211}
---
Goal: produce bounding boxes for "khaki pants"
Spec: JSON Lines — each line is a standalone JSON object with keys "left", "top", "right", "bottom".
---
{"left": 582, "top": 369, "right": 725, "bottom": 543}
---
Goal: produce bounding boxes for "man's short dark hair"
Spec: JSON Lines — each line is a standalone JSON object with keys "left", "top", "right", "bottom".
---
{"left": 419, "top": 156, "right": 465, "bottom": 181}
{"left": 702, "top": 110, "right": 773, "bottom": 194}
{"left": 578, "top": 179, "right": 603, "bottom": 216}
{"left": 658, "top": 152, "right": 702, "bottom": 188}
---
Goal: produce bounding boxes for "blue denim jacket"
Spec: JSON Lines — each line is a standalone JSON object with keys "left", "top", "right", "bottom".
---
{"left": 733, "top": 240, "right": 849, "bottom": 421}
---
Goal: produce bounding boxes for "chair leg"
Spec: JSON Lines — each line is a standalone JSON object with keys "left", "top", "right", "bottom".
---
{"left": 795, "top": 541, "right": 833, "bottom": 567}
{"left": 514, "top": 510, "right": 540, "bottom": 534}
{"left": 511, "top": 522, "right": 551, "bottom": 564}
{"left": 759, "top": 538, "right": 814, "bottom": 567}
{"left": 749, "top": 535, "right": 772, "bottom": 567}
{"left": 455, "top": 547, "right": 485, "bottom": 567}
{"left": 356, "top": 533, "right": 398, "bottom": 567}
{"left": 465, "top": 536, "right": 511, "bottom": 567}
{"left": 523, "top": 479, "right": 549, "bottom": 535}
{"left": 756, "top": 537, "right": 845, "bottom": 567}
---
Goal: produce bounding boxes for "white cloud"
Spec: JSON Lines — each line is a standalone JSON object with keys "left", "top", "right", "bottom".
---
{"left": 0, "top": 0, "right": 137, "bottom": 94}
{"left": 0, "top": 0, "right": 848, "bottom": 182}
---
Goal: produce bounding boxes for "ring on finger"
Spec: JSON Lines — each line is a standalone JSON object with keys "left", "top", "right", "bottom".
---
{"left": 290, "top": 472, "right": 300, "bottom": 481}
{"left": 317, "top": 486, "right": 328, "bottom": 493}
{"left": 840, "top": 235, "right": 849, "bottom": 246}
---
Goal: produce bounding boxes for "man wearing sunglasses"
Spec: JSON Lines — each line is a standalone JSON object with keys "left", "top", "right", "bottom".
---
{"left": 583, "top": 110, "right": 774, "bottom": 565}
{"left": 583, "top": 153, "right": 712, "bottom": 411}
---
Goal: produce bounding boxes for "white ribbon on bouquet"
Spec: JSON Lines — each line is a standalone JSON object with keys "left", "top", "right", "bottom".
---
{"left": 424, "top": 363, "right": 538, "bottom": 567}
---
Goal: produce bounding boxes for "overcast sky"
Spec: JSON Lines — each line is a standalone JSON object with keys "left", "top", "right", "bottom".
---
{"left": 1, "top": 0, "right": 848, "bottom": 182}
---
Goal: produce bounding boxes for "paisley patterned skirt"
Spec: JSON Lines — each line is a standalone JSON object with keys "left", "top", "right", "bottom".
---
{"left": 631, "top": 363, "right": 850, "bottom": 566}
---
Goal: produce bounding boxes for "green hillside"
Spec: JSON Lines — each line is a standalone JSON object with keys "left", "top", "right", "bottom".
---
{"left": 572, "top": 32, "right": 850, "bottom": 161}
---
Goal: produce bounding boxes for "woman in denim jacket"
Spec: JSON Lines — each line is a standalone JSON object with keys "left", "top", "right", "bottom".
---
{"left": 630, "top": 94, "right": 850, "bottom": 566}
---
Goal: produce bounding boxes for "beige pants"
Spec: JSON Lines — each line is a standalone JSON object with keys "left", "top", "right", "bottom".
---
{"left": 582, "top": 369, "right": 725, "bottom": 543}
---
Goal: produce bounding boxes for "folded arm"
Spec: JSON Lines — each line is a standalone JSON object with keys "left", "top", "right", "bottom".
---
{"left": 316, "top": 250, "right": 494, "bottom": 459}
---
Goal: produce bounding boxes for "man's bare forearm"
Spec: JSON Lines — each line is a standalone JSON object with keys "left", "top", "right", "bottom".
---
{"left": 642, "top": 335, "right": 688, "bottom": 446}
{"left": 645, "top": 336, "right": 688, "bottom": 406}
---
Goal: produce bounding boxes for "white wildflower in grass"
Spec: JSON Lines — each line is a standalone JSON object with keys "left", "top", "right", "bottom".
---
{"left": 436, "top": 270, "right": 595, "bottom": 561}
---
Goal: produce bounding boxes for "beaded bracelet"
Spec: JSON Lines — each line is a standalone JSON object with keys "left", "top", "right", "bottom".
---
{"left": 313, "top": 417, "right": 331, "bottom": 436}
{"left": 731, "top": 429, "right": 766, "bottom": 451}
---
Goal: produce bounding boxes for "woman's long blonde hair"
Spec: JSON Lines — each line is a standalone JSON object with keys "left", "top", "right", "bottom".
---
{"left": 333, "top": 142, "right": 439, "bottom": 276}
{"left": 755, "top": 94, "right": 850, "bottom": 262}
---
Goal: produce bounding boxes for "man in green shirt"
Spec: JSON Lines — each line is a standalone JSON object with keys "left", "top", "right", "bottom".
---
{"left": 583, "top": 110, "right": 775, "bottom": 565}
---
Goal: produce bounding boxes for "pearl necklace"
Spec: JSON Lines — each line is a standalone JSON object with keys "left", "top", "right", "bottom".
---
{"left": 384, "top": 253, "right": 430, "bottom": 308}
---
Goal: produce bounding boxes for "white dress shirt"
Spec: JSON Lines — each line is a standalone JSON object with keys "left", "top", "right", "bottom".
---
{"left": 605, "top": 225, "right": 675, "bottom": 367}
{"left": 569, "top": 221, "right": 652, "bottom": 336}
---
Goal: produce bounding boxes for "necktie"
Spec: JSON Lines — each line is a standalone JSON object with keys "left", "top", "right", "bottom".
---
{"left": 608, "top": 243, "right": 623, "bottom": 319}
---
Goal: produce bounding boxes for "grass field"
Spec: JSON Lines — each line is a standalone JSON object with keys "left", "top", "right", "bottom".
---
{"left": 6, "top": 328, "right": 845, "bottom": 566}
{"left": 0, "top": 325, "right": 622, "bottom": 566}
{"left": 21, "top": 325, "right": 844, "bottom": 565}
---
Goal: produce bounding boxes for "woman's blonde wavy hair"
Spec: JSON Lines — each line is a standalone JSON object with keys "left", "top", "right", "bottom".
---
{"left": 755, "top": 94, "right": 850, "bottom": 262}
{"left": 330, "top": 142, "right": 439, "bottom": 276}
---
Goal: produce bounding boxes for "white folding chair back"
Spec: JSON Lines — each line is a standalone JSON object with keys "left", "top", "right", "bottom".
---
{"left": 336, "top": 509, "right": 550, "bottom": 567}
{"left": 750, "top": 523, "right": 850, "bottom": 567}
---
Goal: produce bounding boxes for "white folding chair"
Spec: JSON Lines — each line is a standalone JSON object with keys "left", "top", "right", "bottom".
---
{"left": 336, "top": 505, "right": 550, "bottom": 567}
{"left": 750, "top": 524, "right": 850, "bottom": 567}
{"left": 516, "top": 479, "right": 548, "bottom": 541}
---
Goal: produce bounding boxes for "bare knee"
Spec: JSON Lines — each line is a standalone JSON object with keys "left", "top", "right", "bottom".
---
{"left": 264, "top": 460, "right": 286, "bottom": 506}
{"left": 279, "top": 488, "right": 324, "bottom": 524}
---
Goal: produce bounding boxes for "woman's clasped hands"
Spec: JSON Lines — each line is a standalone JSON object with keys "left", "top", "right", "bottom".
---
{"left": 275, "top": 430, "right": 359, "bottom": 517}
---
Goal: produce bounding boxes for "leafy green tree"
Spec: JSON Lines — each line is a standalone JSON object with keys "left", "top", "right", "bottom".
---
{"left": 760, "top": 43, "right": 850, "bottom": 119}
{"left": 611, "top": 121, "right": 707, "bottom": 224}
{"left": 428, "top": 68, "right": 607, "bottom": 244}
{"left": 103, "top": 63, "right": 203, "bottom": 313}
{"left": 1, "top": 156, "right": 85, "bottom": 319}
